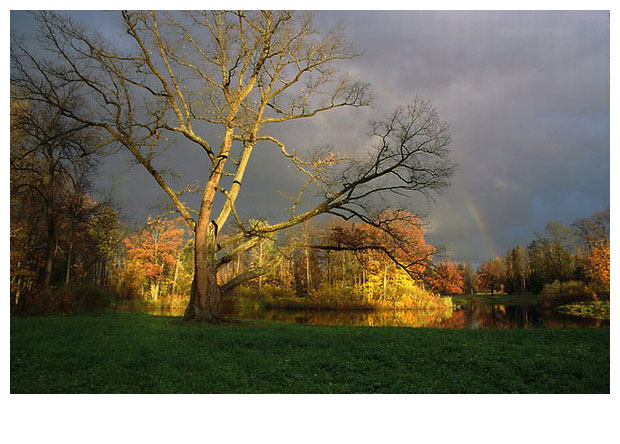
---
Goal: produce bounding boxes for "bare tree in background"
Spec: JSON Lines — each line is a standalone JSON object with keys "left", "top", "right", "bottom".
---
{"left": 12, "top": 10, "right": 454, "bottom": 322}
{"left": 10, "top": 91, "right": 102, "bottom": 291}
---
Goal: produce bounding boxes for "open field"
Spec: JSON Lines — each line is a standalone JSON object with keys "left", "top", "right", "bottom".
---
{"left": 10, "top": 311, "right": 609, "bottom": 394}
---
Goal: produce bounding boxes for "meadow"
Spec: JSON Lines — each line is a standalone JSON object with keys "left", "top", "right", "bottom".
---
{"left": 10, "top": 311, "right": 609, "bottom": 394}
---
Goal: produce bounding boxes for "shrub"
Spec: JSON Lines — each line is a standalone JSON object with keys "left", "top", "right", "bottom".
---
{"left": 63, "top": 283, "right": 114, "bottom": 314}
{"left": 253, "top": 281, "right": 452, "bottom": 311}
{"left": 18, "top": 283, "right": 114, "bottom": 316}
{"left": 18, "top": 288, "right": 58, "bottom": 316}
{"left": 541, "top": 280, "right": 598, "bottom": 308}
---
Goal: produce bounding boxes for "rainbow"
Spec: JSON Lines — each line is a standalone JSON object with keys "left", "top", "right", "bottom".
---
{"left": 465, "top": 198, "right": 497, "bottom": 260}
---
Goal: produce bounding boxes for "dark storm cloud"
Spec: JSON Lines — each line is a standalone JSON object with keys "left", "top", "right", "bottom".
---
{"left": 10, "top": 11, "right": 609, "bottom": 264}
{"left": 313, "top": 11, "right": 609, "bottom": 263}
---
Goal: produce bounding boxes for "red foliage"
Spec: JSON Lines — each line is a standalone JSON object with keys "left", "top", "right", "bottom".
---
{"left": 476, "top": 257, "right": 505, "bottom": 295}
{"left": 429, "top": 260, "right": 464, "bottom": 295}
{"left": 124, "top": 217, "right": 186, "bottom": 281}
{"left": 329, "top": 210, "right": 435, "bottom": 278}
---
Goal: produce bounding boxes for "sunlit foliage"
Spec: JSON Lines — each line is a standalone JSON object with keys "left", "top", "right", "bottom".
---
{"left": 122, "top": 217, "right": 189, "bottom": 300}
{"left": 427, "top": 260, "right": 465, "bottom": 295}
{"left": 476, "top": 257, "right": 505, "bottom": 295}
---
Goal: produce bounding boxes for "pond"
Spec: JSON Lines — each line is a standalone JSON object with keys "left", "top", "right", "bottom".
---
{"left": 117, "top": 294, "right": 609, "bottom": 329}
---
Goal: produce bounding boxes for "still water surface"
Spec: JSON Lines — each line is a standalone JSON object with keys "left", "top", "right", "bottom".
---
{"left": 125, "top": 295, "right": 608, "bottom": 329}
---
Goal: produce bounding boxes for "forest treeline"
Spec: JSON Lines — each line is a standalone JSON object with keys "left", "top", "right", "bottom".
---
{"left": 474, "top": 210, "right": 610, "bottom": 306}
{"left": 9, "top": 85, "right": 609, "bottom": 314}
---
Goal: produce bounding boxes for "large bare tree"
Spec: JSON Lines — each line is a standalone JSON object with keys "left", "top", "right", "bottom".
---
{"left": 11, "top": 10, "right": 454, "bottom": 321}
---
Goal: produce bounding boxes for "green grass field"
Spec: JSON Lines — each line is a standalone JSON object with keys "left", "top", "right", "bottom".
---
{"left": 10, "top": 311, "right": 609, "bottom": 393}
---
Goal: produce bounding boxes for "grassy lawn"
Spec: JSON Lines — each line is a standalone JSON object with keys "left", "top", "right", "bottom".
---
{"left": 10, "top": 311, "right": 609, "bottom": 393}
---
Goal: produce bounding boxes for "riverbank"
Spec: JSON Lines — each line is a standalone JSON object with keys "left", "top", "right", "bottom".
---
{"left": 10, "top": 312, "right": 609, "bottom": 393}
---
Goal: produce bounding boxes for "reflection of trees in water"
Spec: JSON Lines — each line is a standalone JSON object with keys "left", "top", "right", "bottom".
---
{"left": 225, "top": 307, "right": 455, "bottom": 328}
{"left": 461, "top": 304, "right": 542, "bottom": 329}
{"left": 541, "top": 310, "right": 608, "bottom": 328}
{"left": 457, "top": 303, "right": 608, "bottom": 329}
{"left": 118, "top": 301, "right": 609, "bottom": 329}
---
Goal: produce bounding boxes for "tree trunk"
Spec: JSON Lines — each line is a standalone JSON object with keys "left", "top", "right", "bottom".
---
{"left": 383, "top": 263, "right": 388, "bottom": 300}
{"left": 305, "top": 246, "right": 311, "bottom": 291}
{"left": 184, "top": 225, "right": 222, "bottom": 322}
{"left": 184, "top": 125, "right": 235, "bottom": 322}
{"left": 171, "top": 252, "right": 180, "bottom": 295}
{"left": 258, "top": 240, "right": 263, "bottom": 295}
{"left": 65, "top": 242, "right": 73, "bottom": 285}
{"left": 41, "top": 212, "right": 57, "bottom": 289}
{"left": 150, "top": 280, "right": 160, "bottom": 300}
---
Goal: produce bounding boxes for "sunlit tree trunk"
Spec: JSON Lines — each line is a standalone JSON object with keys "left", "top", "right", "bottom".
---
{"left": 65, "top": 241, "right": 73, "bottom": 284}
{"left": 258, "top": 240, "right": 263, "bottom": 295}
{"left": 305, "top": 247, "right": 311, "bottom": 291}
{"left": 341, "top": 252, "right": 346, "bottom": 288}
{"left": 150, "top": 280, "right": 160, "bottom": 300}
{"left": 171, "top": 251, "right": 180, "bottom": 295}
{"left": 41, "top": 207, "right": 57, "bottom": 289}
{"left": 185, "top": 227, "right": 221, "bottom": 322}
{"left": 383, "top": 263, "right": 388, "bottom": 300}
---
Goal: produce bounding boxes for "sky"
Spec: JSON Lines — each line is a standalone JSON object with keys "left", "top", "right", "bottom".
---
{"left": 10, "top": 10, "right": 610, "bottom": 264}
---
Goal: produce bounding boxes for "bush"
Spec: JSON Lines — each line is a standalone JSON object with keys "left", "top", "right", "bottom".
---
{"left": 69, "top": 284, "right": 114, "bottom": 314}
{"left": 253, "top": 281, "right": 452, "bottom": 311}
{"left": 541, "top": 280, "right": 598, "bottom": 308}
{"left": 18, "top": 283, "right": 114, "bottom": 315}
{"left": 18, "top": 288, "right": 58, "bottom": 316}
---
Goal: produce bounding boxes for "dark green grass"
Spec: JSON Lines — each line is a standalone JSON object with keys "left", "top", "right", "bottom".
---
{"left": 11, "top": 311, "right": 609, "bottom": 393}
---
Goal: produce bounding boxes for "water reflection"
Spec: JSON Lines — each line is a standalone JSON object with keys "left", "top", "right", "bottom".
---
{"left": 115, "top": 299, "right": 609, "bottom": 329}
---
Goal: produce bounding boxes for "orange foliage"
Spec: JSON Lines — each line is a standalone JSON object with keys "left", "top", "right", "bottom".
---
{"left": 476, "top": 257, "right": 505, "bottom": 295}
{"left": 123, "top": 217, "right": 187, "bottom": 293}
{"left": 330, "top": 210, "right": 435, "bottom": 279}
{"left": 429, "top": 260, "right": 464, "bottom": 295}
{"left": 585, "top": 246, "right": 610, "bottom": 290}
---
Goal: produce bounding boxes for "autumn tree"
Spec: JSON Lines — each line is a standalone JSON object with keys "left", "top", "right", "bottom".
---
{"left": 574, "top": 209, "right": 609, "bottom": 252}
{"left": 12, "top": 11, "right": 453, "bottom": 321}
{"left": 458, "top": 262, "right": 478, "bottom": 295}
{"left": 326, "top": 211, "right": 435, "bottom": 280}
{"left": 309, "top": 212, "right": 436, "bottom": 300}
{"left": 428, "top": 260, "right": 464, "bottom": 295}
{"left": 123, "top": 217, "right": 187, "bottom": 300}
{"left": 574, "top": 209, "right": 609, "bottom": 296}
{"left": 530, "top": 221, "right": 577, "bottom": 291}
{"left": 504, "top": 246, "right": 530, "bottom": 294}
{"left": 476, "top": 257, "right": 505, "bottom": 295}
{"left": 584, "top": 245, "right": 610, "bottom": 296}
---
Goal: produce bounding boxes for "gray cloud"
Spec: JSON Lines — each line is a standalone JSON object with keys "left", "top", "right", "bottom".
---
{"left": 11, "top": 11, "right": 609, "bottom": 264}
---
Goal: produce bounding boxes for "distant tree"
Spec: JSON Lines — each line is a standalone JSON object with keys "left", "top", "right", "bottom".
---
{"left": 459, "top": 262, "right": 478, "bottom": 295}
{"left": 532, "top": 221, "right": 577, "bottom": 289}
{"left": 123, "top": 217, "right": 187, "bottom": 300}
{"left": 574, "top": 209, "right": 609, "bottom": 252}
{"left": 573, "top": 209, "right": 609, "bottom": 297}
{"left": 428, "top": 260, "right": 464, "bottom": 295}
{"left": 326, "top": 211, "right": 435, "bottom": 281}
{"left": 504, "top": 246, "right": 530, "bottom": 294}
{"left": 10, "top": 93, "right": 102, "bottom": 290}
{"left": 584, "top": 245, "right": 610, "bottom": 296}
{"left": 476, "top": 257, "right": 505, "bottom": 295}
